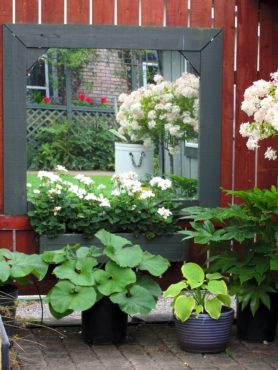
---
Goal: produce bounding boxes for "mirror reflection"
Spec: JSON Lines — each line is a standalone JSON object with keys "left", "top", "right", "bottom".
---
{"left": 26, "top": 48, "right": 199, "bottom": 199}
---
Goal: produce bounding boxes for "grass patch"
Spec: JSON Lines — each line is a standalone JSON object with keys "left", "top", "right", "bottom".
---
{"left": 27, "top": 173, "right": 113, "bottom": 196}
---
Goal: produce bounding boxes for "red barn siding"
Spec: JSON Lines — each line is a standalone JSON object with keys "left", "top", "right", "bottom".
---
{"left": 42, "top": 0, "right": 64, "bottom": 24}
{"left": 16, "top": 0, "right": 38, "bottom": 23}
{"left": 68, "top": 0, "right": 90, "bottom": 24}
{"left": 118, "top": 0, "right": 139, "bottom": 25}
{"left": 166, "top": 0, "right": 188, "bottom": 27}
{"left": 142, "top": 0, "right": 164, "bottom": 26}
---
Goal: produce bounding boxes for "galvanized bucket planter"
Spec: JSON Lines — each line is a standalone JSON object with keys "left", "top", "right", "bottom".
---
{"left": 175, "top": 308, "right": 234, "bottom": 353}
{"left": 0, "top": 314, "right": 10, "bottom": 370}
{"left": 39, "top": 233, "right": 189, "bottom": 262}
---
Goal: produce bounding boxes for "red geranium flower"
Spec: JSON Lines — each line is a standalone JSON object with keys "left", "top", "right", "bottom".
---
{"left": 42, "top": 96, "right": 51, "bottom": 104}
{"left": 79, "top": 94, "right": 86, "bottom": 101}
{"left": 86, "top": 97, "right": 93, "bottom": 104}
{"left": 101, "top": 97, "right": 107, "bottom": 104}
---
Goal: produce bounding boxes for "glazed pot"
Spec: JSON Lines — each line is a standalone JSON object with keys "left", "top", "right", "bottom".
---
{"left": 175, "top": 307, "right": 234, "bottom": 353}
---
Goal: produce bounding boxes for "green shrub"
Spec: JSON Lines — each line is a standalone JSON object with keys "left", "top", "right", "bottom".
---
{"left": 28, "top": 118, "right": 116, "bottom": 170}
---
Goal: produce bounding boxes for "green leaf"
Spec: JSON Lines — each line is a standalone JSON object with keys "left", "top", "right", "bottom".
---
{"left": 10, "top": 253, "right": 38, "bottom": 278}
{"left": 26, "top": 254, "right": 48, "bottom": 280}
{"left": 206, "top": 273, "right": 223, "bottom": 280}
{"left": 48, "top": 281, "right": 97, "bottom": 314}
{"left": 136, "top": 275, "right": 161, "bottom": 298}
{"left": 207, "top": 280, "right": 227, "bottom": 295}
{"left": 195, "top": 304, "right": 204, "bottom": 318}
{"left": 181, "top": 263, "right": 204, "bottom": 288}
{"left": 48, "top": 302, "right": 73, "bottom": 320}
{"left": 217, "top": 294, "right": 231, "bottom": 307}
{"left": 205, "top": 297, "right": 222, "bottom": 319}
{"left": 0, "top": 261, "right": 10, "bottom": 283}
{"left": 53, "top": 258, "right": 96, "bottom": 286}
{"left": 95, "top": 229, "right": 131, "bottom": 248}
{"left": 110, "top": 285, "right": 156, "bottom": 315}
{"left": 163, "top": 281, "right": 187, "bottom": 298}
{"left": 104, "top": 244, "right": 143, "bottom": 268}
{"left": 174, "top": 295, "right": 196, "bottom": 322}
{"left": 43, "top": 249, "right": 67, "bottom": 264}
{"left": 94, "top": 261, "right": 136, "bottom": 296}
{"left": 270, "top": 259, "right": 278, "bottom": 271}
{"left": 138, "top": 251, "right": 170, "bottom": 277}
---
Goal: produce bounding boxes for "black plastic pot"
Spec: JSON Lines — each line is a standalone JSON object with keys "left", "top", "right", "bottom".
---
{"left": 237, "top": 293, "right": 278, "bottom": 342}
{"left": 175, "top": 308, "right": 234, "bottom": 353}
{"left": 0, "top": 284, "right": 18, "bottom": 335}
{"left": 81, "top": 297, "right": 128, "bottom": 345}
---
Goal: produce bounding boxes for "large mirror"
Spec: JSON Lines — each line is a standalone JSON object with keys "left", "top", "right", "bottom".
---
{"left": 3, "top": 25, "right": 223, "bottom": 214}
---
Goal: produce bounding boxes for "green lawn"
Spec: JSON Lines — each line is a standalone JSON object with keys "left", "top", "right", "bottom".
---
{"left": 27, "top": 173, "right": 113, "bottom": 196}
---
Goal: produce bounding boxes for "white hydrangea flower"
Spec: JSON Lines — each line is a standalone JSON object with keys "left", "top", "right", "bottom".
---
{"left": 149, "top": 177, "right": 172, "bottom": 190}
{"left": 55, "top": 165, "right": 68, "bottom": 173}
{"left": 98, "top": 194, "right": 111, "bottom": 207}
{"left": 139, "top": 190, "right": 155, "bottom": 200}
{"left": 53, "top": 206, "right": 61, "bottom": 216}
{"left": 85, "top": 193, "right": 98, "bottom": 201}
{"left": 38, "top": 171, "right": 62, "bottom": 183}
{"left": 157, "top": 207, "right": 172, "bottom": 219}
{"left": 111, "top": 189, "right": 121, "bottom": 196}
{"left": 264, "top": 147, "right": 277, "bottom": 161}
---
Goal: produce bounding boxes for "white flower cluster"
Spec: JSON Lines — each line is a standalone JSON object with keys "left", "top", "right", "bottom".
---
{"left": 240, "top": 71, "right": 278, "bottom": 160}
{"left": 116, "top": 73, "right": 199, "bottom": 155}
{"left": 149, "top": 177, "right": 172, "bottom": 190}
{"left": 157, "top": 207, "right": 172, "bottom": 219}
{"left": 34, "top": 168, "right": 111, "bottom": 208}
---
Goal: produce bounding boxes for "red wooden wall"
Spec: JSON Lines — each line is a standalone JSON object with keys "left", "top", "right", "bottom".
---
{"left": 0, "top": 0, "right": 277, "bottom": 256}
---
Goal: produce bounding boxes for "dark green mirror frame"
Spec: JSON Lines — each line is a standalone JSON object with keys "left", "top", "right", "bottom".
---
{"left": 3, "top": 24, "right": 223, "bottom": 215}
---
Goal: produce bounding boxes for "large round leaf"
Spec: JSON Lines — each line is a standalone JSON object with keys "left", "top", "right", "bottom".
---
{"left": 43, "top": 249, "right": 67, "bottom": 264}
{"left": 138, "top": 251, "right": 170, "bottom": 277}
{"left": 94, "top": 261, "right": 136, "bottom": 296}
{"left": 110, "top": 285, "right": 156, "bottom": 315}
{"left": 26, "top": 254, "right": 48, "bottom": 280}
{"left": 0, "top": 261, "right": 10, "bottom": 283}
{"left": 181, "top": 263, "right": 204, "bottom": 288}
{"left": 136, "top": 275, "right": 161, "bottom": 298}
{"left": 163, "top": 281, "right": 187, "bottom": 298}
{"left": 174, "top": 295, "right": 196, "bottom": 322}
{"left": 104, "top": 244, "right": 143, "bottom": 268}
{"left": 95, "top": 229, "right": 131, "bottom": 248}
{"left": 207, "top": 280, "right": 227, "bottom": 295}
{"left": 53, "top": 258, "right": 96, "bottom": 286}
{"left": 217, "top": 294, "right": 231, "bottom": 307}
{"left": 49, "top": 281, "right": 96, "bottom": 314}
{"left": 10, "top": 253, "right": 37, "bottom": 278}
{"left": 205, "top": 297, "right": 222, "bottom": 319}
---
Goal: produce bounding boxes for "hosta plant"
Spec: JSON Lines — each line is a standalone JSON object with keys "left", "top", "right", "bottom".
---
{"left": 163, "top": 262, "right": 231, "bottom": 321}
{"left": 43, "top": 230, "right": 170, "bottom": 319}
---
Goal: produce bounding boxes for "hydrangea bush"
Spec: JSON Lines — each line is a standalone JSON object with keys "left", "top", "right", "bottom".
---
{"left": 28, "top": 167, "right": 180, "bottom": 239}
{"left": 240, "top": 71, "right": 278, "bottom": 160}
{"left": 116, "top": 73, "right": 199, "bottom": 171}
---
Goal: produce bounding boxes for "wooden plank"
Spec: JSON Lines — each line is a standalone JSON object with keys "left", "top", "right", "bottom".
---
{"left": 141, "top": 0, "right": 164, "bottom": 26}
{"left": 42, "top": 0, "right": 64, "bottom": 24}
{"left": 166, "top": 0, "right": 188, "bottom": 26}
{"left": 118, "top": 0, "right": 139, "bottom": 25}
{"left": 190, "top": 0, "right": 212, "bottom": 27}
{"left": 0, "top": 1, "right": 13, "bottom": 214}
{"left": 15, "top": 230, "right": 37, "bottom": 254}
{"left": 234, "top": 0, "right": 259, "bottom": 192}
{"left": 257, "top": 0, "right": 278, "bottom": 188}
{"left": 0, "top": 215, "right": 33, "bottom": 230}
{"left": 93, "top": 0, "right": 114, "bottom": 24}
{"left": 68, "top": 0, "right": 89, "bottom": 24}
{"left": 214, "top": 0, "right": 236, "bottom": 205}
{"left": 16, "top": 0, "right": 38, "bottom": 23}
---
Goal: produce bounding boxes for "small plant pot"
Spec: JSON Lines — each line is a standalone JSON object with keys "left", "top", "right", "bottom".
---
{"left": 0, "top": 284, "right": 18, "bottom": 336}
{"left": 237, "top": 293, "right": 278, "bottom": 343}
{"left": 0, "top": 314, "right": 10, "bottom": 370}
{"left": 81, "top": 297, "right": 128, "bottom": 345}
{"left": 175, "top": 308, "right": 234, "bottom": 353}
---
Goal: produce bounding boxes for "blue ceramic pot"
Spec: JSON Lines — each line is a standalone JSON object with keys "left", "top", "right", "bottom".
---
{"left": 175, "top": 307, "right": 234, "bottom": 353}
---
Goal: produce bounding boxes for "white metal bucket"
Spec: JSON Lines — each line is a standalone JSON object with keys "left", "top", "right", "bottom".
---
{"left": 115, "top": 142, "right": 154, "bottom": 179}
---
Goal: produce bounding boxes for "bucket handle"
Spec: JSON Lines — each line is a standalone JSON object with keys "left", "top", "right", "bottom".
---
{"left": 129, "top": 151, "right": 146, "bottom": 168}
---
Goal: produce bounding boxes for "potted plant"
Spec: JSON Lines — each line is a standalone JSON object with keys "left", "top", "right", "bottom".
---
{"left": 0, "top": 314, "right": 10, "bottom": 370}
{"left": 181, "top": 186, "right": 278, "bottom": 342}
{"left": 113, "top": 72, "right": 199, "bottom": 175}
{"left": 28, "top": 169, "right": 189, "bottom": 261}
{"left": 43, "top": 229, "right": 170, "bottom": 344}
{"left": 163, "top": 262, "right": 233, "bottom": 353}
{"left": 0, "top": 249, "right": 48, "bottom": 334}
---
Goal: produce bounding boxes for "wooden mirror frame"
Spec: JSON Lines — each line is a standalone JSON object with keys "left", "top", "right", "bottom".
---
{"left": 3, "top": 24, "right": 223, "bottom": 214}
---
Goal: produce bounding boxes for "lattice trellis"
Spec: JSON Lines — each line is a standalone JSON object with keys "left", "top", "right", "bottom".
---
{"left": 27, "top": 107, "right": 117, "bottom": 146}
